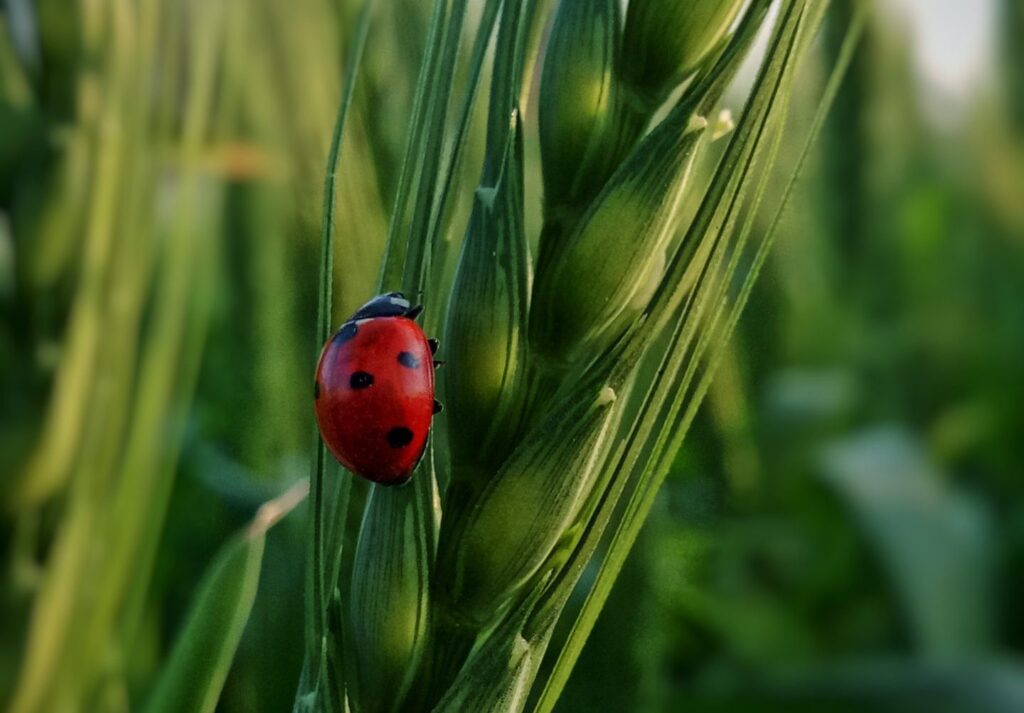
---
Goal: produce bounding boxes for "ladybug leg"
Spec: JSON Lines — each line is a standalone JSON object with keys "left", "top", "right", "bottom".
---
{"left": 405, "top": 304, "right": 424, "bottom": 321}
{"left": 433, "top": 359, "right": 446, "bottom": 368}
{"left": 433, "top": 400, "right": 444, "bottom": 414}
{"left": 428, "top": 337, "right": 440, "bottom": 354}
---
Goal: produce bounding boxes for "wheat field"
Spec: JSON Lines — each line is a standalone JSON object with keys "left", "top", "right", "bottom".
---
{"left": 1, "top": 1, "right": 1023, "bottom": 712}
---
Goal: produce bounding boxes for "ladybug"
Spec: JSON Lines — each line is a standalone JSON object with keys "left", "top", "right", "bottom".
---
{"left": 314, "top": 292, "right": 442, "bottom": 486}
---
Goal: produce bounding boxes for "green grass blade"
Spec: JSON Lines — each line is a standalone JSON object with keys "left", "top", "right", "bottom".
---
{"left": 144, "top": 482, "right": 307, "bottom": 713}
{"left": 144, "top": 533, "right": 263, "bottom": 713}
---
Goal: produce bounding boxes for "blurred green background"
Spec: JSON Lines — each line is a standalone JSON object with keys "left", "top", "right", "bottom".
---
{"left": 1, "top": 1, "right": 1022, "bottom": 712}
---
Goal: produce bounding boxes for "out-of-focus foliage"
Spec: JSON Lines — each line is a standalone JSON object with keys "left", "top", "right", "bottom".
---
{"left": 0, "top": 0, "right": 1022, "bottom": 712}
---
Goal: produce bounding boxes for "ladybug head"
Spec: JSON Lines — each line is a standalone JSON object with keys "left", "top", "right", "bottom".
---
{"left": 351, "top": 292, "right": 422, "bottom": 320}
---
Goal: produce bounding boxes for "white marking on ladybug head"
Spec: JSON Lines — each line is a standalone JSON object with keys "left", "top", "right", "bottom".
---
{"left": 597, "top": 386, "right": 617, "bottom": 406}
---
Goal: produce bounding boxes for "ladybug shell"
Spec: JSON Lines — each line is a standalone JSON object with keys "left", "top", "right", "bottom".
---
{"left": 314, "top": 316, "right": 435, "bottom": 485}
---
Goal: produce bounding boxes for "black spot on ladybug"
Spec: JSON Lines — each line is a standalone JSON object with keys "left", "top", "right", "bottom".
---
{"left": 334, "top": 322, "right": 358, "bottom": 344}
{"left": 350, "top": 371, "right": 374, "bottom": 389}
{"left": 314, "top": 381, "right": 321, "bottom": 399}
{"left": 397, "top": 351, "right": 420, "bottom": 369}
{"left": 428, "top": 338, "right": 439, "bottom": 354}
{"left": 386, "top": 426, "right": 414, "bottom": 449}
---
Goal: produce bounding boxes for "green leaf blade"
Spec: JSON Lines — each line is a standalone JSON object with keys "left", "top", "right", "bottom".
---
{"left": 143, "top": 531, "right": 265, "bottom": 713}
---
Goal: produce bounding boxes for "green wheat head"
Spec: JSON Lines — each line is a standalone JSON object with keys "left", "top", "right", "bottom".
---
{"left": 1, "top": 0, "right": 864, "bottom": 712}
{"left": 300, "top": 1, "right": 867, "bottom": 713}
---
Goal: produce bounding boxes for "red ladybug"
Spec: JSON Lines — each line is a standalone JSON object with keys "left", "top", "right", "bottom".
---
{"left": 314, "top": 292, "right": 442, "bottom": 486}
